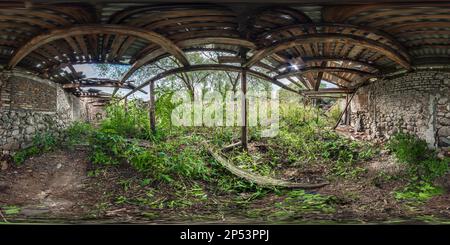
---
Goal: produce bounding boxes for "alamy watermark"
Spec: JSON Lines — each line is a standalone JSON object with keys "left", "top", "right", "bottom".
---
{"left": 170, "top": 90, "right": 279, "bottom": 137}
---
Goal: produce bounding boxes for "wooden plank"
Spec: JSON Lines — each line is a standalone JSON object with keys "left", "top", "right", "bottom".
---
{"left": 303, "top": 88, "right": 354, "bottom": 95}
{"left": 121, "top": 64, "right": 300, "bottom": 99}
{"left": 74, "top": 35, "right": 88, "bottom": 60}
{"left": 275, "top": 67, "right": 379, "bottom": 80}
{"left": 244, "top": 33, "right": 411, "bottom": 69}
{"left": 118, "top": 37, "right": 257, "bottom": 85}
{"left": 314, "top": 61, "right": 326, "bottom": 91}
{"left": 8, "top": 24, "right": 189, "bottom": 69}
{"left": 241, "top": 69, "right": 248, "bottom": 151}
{"left": 149, "top": 80, "right": 156, "bottom": 134}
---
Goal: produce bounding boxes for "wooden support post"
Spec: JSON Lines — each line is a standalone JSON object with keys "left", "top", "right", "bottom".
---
{"left": 333, "top": 88, "right": 359, "bottom": 130}
{"left": 241, "top": 69, "right": 248, "bottom": 151}
{"left": 124, "top": 96, "right": 128, "bottom": 113}
{"left": 149, "top": 81, "right": 156, "bottom": 134}
{"left": 344, "top": 94, "right": 350, "bottom": 125}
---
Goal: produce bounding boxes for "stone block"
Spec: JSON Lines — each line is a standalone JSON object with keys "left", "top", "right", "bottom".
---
{"left": 438, "top": 126, "right": 450, "bottom": 137}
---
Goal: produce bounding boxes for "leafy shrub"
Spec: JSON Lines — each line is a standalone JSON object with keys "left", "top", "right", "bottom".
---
{"left": 387, "top": 132, "right": 449, "bottom": 182}
{"left": 64, "top": 121, "right": 94, "bottom": 146}
{"left": 387, "top": 133, "right": 449, "bottom": 203}
{"left": 13, "top": 132, "right": 57, "bottom": 164}
{"left": 387, "top": 133, "right": 430, "bottom": 164}
{"left": 273, "top": 190, "right": 335, "bottom": 214}
{"left": 100, "top": 100, "right": 151, "bottom": 139}
{"left": 155, "top": 91, "right": 179, "bottom": 130}
{"left": 128, "top": 136, "right": 210, "bottom": 182}
{"left": 279, "top": 102, "right": 327, "bottom": 131}
{"left": 326, "top": 104, "right": 342, "bottom": 123}
{"left": 319, "top": 133, "right": 373, "bottom": 178}
{"left": 32, "top": 132, "right": 57, "bottom": 152}
{"left": 12, "top": 147, "right": 38, "bottom": 164}
{"left": 394, "top": 182, "right": 444, "bottom": 203}
{"left": 89, "top": 130, "right": 128, "bottom": 165}
{"left": 89, "top": 127, "right": 211, "bottom": 183}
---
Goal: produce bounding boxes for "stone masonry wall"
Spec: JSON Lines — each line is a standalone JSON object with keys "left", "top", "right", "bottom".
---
{"left": 350, "top": 70, "right": 450, "bottom": 152}
{"left": 0, "top": 71, "right": 89, "bottom": 153}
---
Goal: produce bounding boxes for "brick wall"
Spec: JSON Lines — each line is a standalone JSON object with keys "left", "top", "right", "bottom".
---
{"left": 8, "top": 76, "right": 57, "bottom": 111}
{"left": 0, "top": 71, "right": 92, "bottom": 153}
{"left": 350, "top": 70, "right": 450, "bottom": 151}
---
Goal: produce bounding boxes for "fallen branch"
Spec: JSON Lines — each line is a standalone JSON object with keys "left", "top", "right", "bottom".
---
{"left": 0, "top": 209, "right": 7, "bottom": 223}
{"left": 222, "top": 141, "right": 242, "bottom": 152}
{"left": 203, "top": 142, "right": 329, "bottom": 189}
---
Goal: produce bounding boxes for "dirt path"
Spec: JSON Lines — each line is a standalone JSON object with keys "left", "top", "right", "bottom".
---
{"left": 0, "top": 149, "right": 95, "bottom": 219}
{"left": 1, "top": 148, "right": 449, "bottom": 224}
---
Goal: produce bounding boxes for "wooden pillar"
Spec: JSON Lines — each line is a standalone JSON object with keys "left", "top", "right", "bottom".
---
{"left": 149, "top": 81, "right": 156, "bottom": 134}
{"left": 240, "top": 69, "right": 248, "bottom": 151}
{"left": 124, "top": 97, "right": 128, "bottom": 113}
{"left": 344, "top": 94, "right": 350, "bottom": 125}
{"left": 333, "top": 90, "right": 358, "bottom": 130}
{"left": 312, "top": 62, "right": 325, "bottom": 107}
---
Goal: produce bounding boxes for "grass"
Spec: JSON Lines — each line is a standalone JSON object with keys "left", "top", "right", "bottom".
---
{"left": 387, "top": 132, "right": 449, "bottom": 203}
{"left": 394, "top": 182, "right": 444, "bottom": 203}
{"left": 12, "top": 132, "right": 58, "bottom": 164}
{"left": 61, "top": 99, "right": 383, "bottom": 216}
{"left": 1, "top": 206, "right": 21, "bottom": 215}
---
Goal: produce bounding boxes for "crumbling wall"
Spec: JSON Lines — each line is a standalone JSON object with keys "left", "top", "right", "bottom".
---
{"left": 80, "top": 97, "right": 107, "bottom": 123}
{"left": 0, "top": 71, "right": 89, "bottom": 153}
{"left": 350, "top": 70, "right": 450, "bottom": 150}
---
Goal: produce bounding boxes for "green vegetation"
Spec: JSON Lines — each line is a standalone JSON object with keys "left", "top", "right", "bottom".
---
{"left": 220, "top": 101, "right": 376, "bottom": 180}
{"left": 1, "top": 205, "right": 21, "bottom": 215}
{"left": 387, "top": 132, "right": 449, "bottom": 203}
{"left": 11, "top": 94, "right": 381, "bottom": 217}
{"left": 13, "top": 132, "right": 58, "bottom": 164}
{"left": 275, "top": 190, "right": 335, "bottom": 214}
{"left": 387, "top": 132, "right": 449, "bottom": 182}
{"left": 64, "top": 121, "right": 94, "bottom": 147}
{"left": 100, "top": 100, "right": 151, "bottom": 139}
{"left": 9, "top": 87, "right": 449, "bottom": 222}
{"left": 394, "top": 181, "right": 444, "bottom": 203}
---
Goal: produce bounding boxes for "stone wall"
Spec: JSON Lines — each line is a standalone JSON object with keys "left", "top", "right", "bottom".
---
{"left": 350, "top": 70, "right": 450, "bottom": 151}
{"left": 0, "top": 71, "right": 92, "bottom": 153}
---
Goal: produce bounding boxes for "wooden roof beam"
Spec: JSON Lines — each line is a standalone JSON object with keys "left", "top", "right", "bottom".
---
{"left": 257, "top": 23, "right": 408, "bottom": 57}
{"left": 117, "top": 37, "right": 256, "bottom": 88}
{"left": 244, "top": 34, "right": 411, "bottom": 70}
{"left": 274, "top": 67, "right": 380, "bottom": 80}
{"left": 303, "top": 88, "right": 354, "bottom": 95}
{"left": 121, "top": 64, "right": 300, "bottom": 99}
{"left": 7, "top": 24, "right": 189, "bottom": 70}
{"left": 275, "top": 57, "right": 380, "bottom": 72}
{"left": 314, "top": 62, "right": 326, "bottom": 91}
{"left": 63, "top": 79, "right": 148, "bottom": 94}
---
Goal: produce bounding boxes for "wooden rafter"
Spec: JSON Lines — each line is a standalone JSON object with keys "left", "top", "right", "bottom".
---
{"left": 245, "top": 33, "right": 411, "bottom": 69}
{"left": 7, "top": 24, "right": 190, "bottom": 69}
{"left": 302, "top": 88, "right": 353, "bottom": 95}
{"left": 274, "top": 67, "right": 379, "bottom": 80}
{"left": 0, "top": 2, "right": 448, "bottom": 94}
{"left": 257, "top": 23, "right": 408, "bottom": 56}
{"left": 65, "top": 78, "right": 148, "bottom": 94}
{"left": 276, "top": 57, "right": 379, "bottom": 72}
{"left": 121, "top": 64, "right": 300, "bottom": 99}
{"left": 118, "top": 36, "right": 256, "bottom": 86}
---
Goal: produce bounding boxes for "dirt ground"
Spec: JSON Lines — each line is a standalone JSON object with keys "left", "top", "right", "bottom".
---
{"left": 1, "top": 148, "right": 450, "bottom": 224}
{"left": 0, "top": 149, "right": 98, "bottom": 221}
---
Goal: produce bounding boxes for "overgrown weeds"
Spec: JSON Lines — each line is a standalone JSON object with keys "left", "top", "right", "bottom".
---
{"left": 13, "top": 132, "right": 58, "bottom": 164}
{"left": 387, "top": 132, "right": 449, "bottom": 203}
